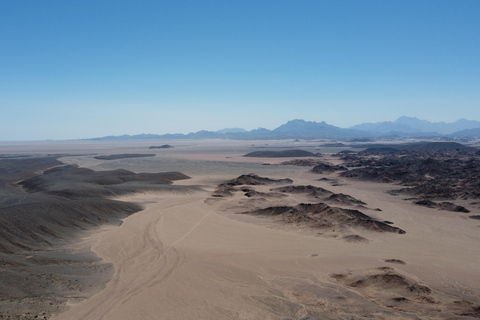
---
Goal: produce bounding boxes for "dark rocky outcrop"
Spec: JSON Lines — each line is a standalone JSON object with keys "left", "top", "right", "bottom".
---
{"left": 311, "top": 162, "right": 347, "bottom": 174}
{"left": 149, "top": 144, "right": 174, "bottom": 149}
{"left": 340, "top": 149, "right": 480, "bottom": 201}
{"left": 355, "top": 142, "right": 474, "bottom": 153}
{"left": 2, "top": 162, "right": 191, "bottom": 251}
{"left": 326, "top": 193, "right": 366, "bottom": 205}
{"left": 271, "top": 185, "right": 333, "bottom": 198}
{"left": 384, "top": 259, "right": 406, "bottom": 264}
{"left": 244, "top": 150, "right": 317, "bottom": 158}
{"left": 222, "top": 174, "right": 293, "bottom": 186}
{"left": 413, "top": 199, "right": 470, "bottom": 213}
{"left": 243, "top": 202, "right": 405, "bottom": 234}
{"left": 212, "top": 174, "right": 292, "bottom": 198}
{"left": 271, "top": 185, "right": 366, "bottom": 206}
{"left": 279, "top": 159, "right": 323, "bottom": 166}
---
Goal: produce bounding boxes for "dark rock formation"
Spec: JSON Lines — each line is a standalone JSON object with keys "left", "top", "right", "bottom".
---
{"left": 212, "top": 174, "right": 292, "bottom": 197}
{"left": 384, "top": 259, "right": 406, "bottom": 264}
{"left": 340, "top": 149, "right": 480, "bottom": 201}
{"left": 243, "top": 202, "right": 405, "bottom": 234}
{"left": 19, "top": 165, "right": 190, "bottom": 199}
{"left": 222, "top": 174, "right": 293, "bottom": 186}
{"left": 149, "top": 144, "right": 174, "bottom": 149}
{"left": 311, "top": 162, "right": 347, "bottom": 174}
{"left": 342, "top": 234, "right": 370, "bottom": 243}
{"left": 244, "top": 150, "right": 317, "bottom": 158}
{"left": 326, "top": 193, "right": 366, "bottom": 205}
{"left": 271, "top": 185, "right": 366, "bottom": 206}
{"left": 272, "top": 185, "right": 332, "bottom": 198}
{"left": 240, "top": 187, "right": 285, "bottom": 198}
{"left": 279, "top": 158, "right": 323, "bottom": 166}
{"left": 413, "top": 199, "right": 470, "bottom": 213}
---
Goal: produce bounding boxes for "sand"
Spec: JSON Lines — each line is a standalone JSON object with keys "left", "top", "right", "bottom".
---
{"left": 2, "top": 140, "right": 479, "bottom": 319}
{"left": 52, "top": 145, "right": 479, "bottom": 319}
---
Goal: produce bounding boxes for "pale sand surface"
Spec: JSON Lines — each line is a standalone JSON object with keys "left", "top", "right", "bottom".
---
{"left": 52, "top": 168, "right": 480, "bottom": 319}
{"left": 7, "top": 140, "right": 477, "bottom": 319}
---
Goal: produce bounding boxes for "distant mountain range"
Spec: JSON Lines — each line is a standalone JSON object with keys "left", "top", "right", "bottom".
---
{"left": 350, "top": 116, "right": 480, "bottom": 135}
{"left": 89, "top": 117, "right": 480, "bottom": 141}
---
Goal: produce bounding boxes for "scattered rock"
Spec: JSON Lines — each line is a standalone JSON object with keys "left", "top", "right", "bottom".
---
{"left": 149, "top": 144, "right": 174, "bottom": 149}
{"left": 414, "top": 199, "right": 470, "bottom": 213}
{"left": 342, "top": 235, "right": 370, "bottom": 243}
{"left": 311, "top": 162, "right": 347, "bottom": 174}
{"left": 384, "top": 259, "right": 406, "bottom": 264}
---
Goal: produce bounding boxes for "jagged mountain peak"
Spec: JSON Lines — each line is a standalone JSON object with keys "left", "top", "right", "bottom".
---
{"left": 90, "top": 117, "right": 480, "bottom": 140}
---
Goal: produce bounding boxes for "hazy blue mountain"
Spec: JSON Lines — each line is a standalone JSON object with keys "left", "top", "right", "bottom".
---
{"left": 215, "top": 128, "right": 247, "bottom": 134}
{"left": 271, "top": 119, "right": 366, "bottom": 139}
{"left": 395, "top": 116, "right": 480, "bottom": 134}
{"left": 88, "top": 117, "right": 480, "bottom": 141}
{"left": 350, "top": 121, "right": 420, "bottom": 134}
{"left": 351, "top": 116, "right": 480, "bottom": 135}
{"left": 450, "top": 127, "right": 480, "bottom": 137}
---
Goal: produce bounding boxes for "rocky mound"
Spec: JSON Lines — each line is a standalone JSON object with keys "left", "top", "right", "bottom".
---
{"left": 0, "top": 200, "right": 142, "bottom": 254}
{"left": 271, "top": 185, "right": 366, "bottom": 206}
{"left": 340, "top": 149, "right": 480, "bottom": 201}
{"left": 346, "top": 269, "right": 432, "bottom": 295}
{"left": 212, "top": 174, "right": 292, "bottom": 198}
{"left": 243, "top": 150, "right": 316, "bottom": 157}
{"left": 223, "top": 174, "right": 292, "bottom": 186}
{"left": 360, "top": 147, "right": 401, "bottom": 154}
{"left": 342, "top": 234, "right": 370, "bottom": 243}
{"left": 279, "top": 158, "right": 323, "bottom": 166}
{"left": 243, "top": 202, "right": 405, "bottom": 234}
{"left": 326, "top": 193, "right": 366, "bottom": 205}
{"left": 19, "top": 165, "right": 190, "bottom": 199}
{"left": 311, "top": 162, "right": 347, "bottom": 174}
{"left": 272, "top": 185, "right": 332, "bottom": 197}
{"left": 149, "top": 144, "right": 174, "bottom": 149}
{"left": 332, "top": 267, "right": 480, "bottom": 318}
{"left": 94, "top": 153, "right": 155, "bottom": 160}
{"left": 239, "top": 187, "right": 285, "bottom": 198}
{"left": 384, "top": 259, "right": 406, "bottom": 264}
{"left": 320, "top": 143, "right": 346, "bottom": 147}
{"left": 356, "top": 142, "right": 474, "bottom": 153}
{"left": 413, "top": 199, "right": 470, "bottom": 213}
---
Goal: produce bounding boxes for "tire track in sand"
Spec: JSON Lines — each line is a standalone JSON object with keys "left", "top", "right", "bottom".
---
{"left": 65, "top": 195, "right": 216, "bottom": 320}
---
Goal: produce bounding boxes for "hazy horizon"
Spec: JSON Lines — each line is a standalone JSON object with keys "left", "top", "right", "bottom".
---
{"left": 1, "top": 115, "right": 479, "bottom": 142}
{"left": 1, "top": 1, "right": 479, "bottom": 141}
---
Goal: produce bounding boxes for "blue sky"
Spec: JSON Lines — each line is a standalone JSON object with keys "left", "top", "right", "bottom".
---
{"left": 1, "top": 1, "right": 479, "bottom": 140}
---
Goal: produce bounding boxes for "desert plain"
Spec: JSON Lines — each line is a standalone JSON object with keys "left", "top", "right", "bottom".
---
{"left": 1, "top": 139, "right": 479, "bottom": 320}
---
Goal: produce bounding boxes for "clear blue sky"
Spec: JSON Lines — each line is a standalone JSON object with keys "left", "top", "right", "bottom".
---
{"left": 1, "top": 1, "right": 479, "bottom": 140}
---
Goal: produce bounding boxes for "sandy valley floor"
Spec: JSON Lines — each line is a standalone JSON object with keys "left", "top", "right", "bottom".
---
{"left": 1, "top": 140, "right": 479, "bottom": 319}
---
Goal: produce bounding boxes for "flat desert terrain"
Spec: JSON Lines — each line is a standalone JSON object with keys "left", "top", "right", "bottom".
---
{"left": 1, "top": 139, "right": 479, "bottom": 319}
